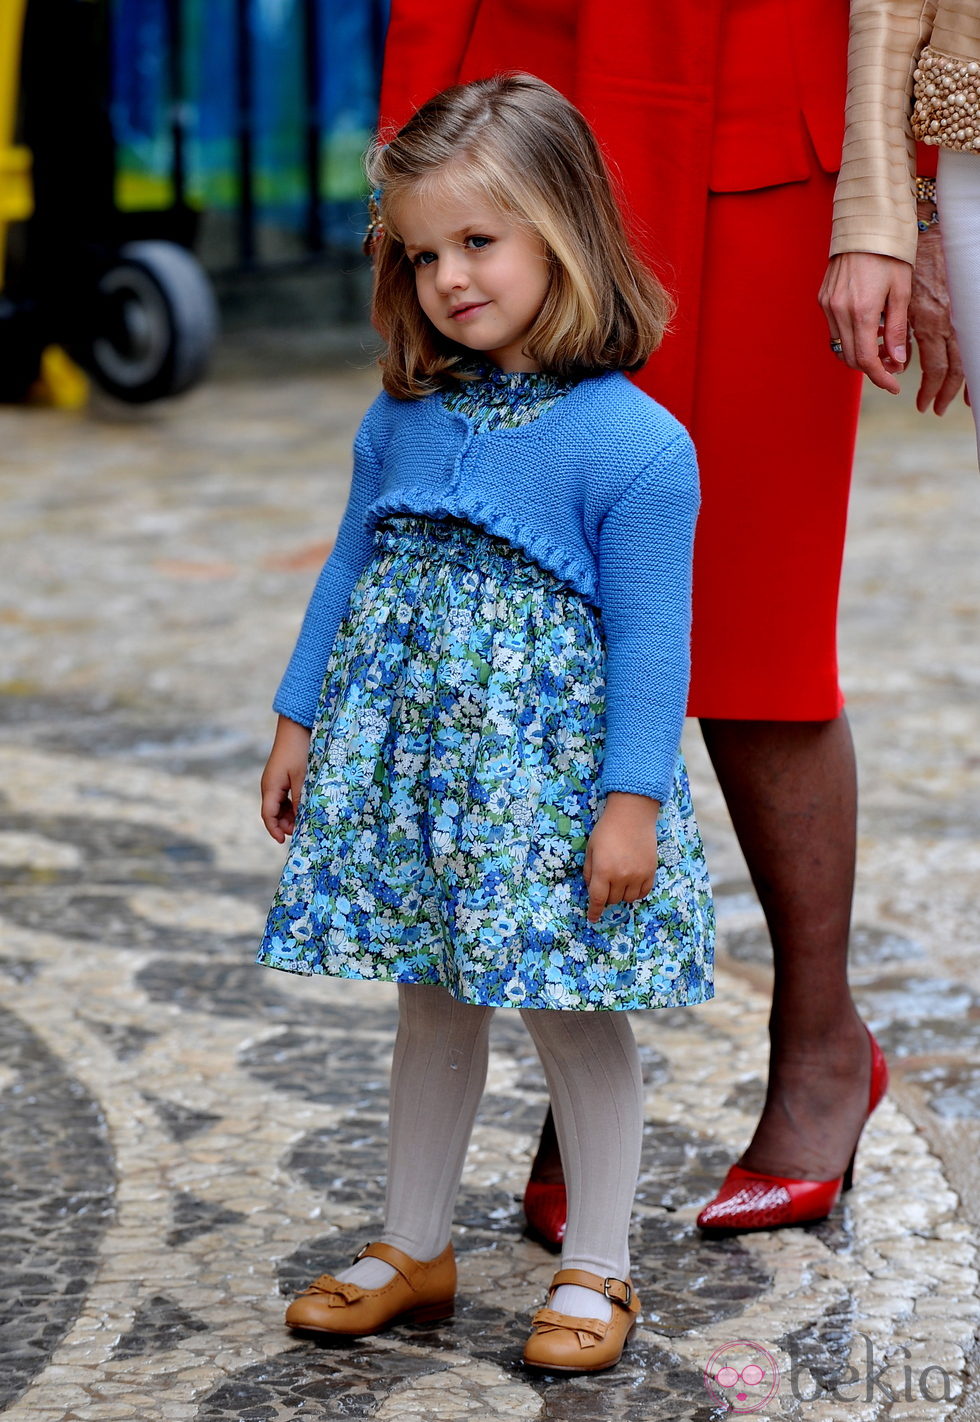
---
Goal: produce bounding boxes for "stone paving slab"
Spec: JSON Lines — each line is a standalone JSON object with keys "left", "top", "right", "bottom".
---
{"left": 1, "top": 353, "right": 979, "bottom": 1420}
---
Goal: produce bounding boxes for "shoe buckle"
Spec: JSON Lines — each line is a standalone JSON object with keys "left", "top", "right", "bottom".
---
{"left": 603, "top": 1276, "right": 631, "bottom": 1307}
{"left": 352, "top": 1243, "right": 370, "bottom": 1264}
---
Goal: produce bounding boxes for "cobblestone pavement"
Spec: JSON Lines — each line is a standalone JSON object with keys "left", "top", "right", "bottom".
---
{"left": 1, "top": 343, "right": 979, "bottom": 1422}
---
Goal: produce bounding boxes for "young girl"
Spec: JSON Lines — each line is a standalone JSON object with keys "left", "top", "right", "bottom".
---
{"left": 257, "top": 73, "right": 714, "bottom": 1374}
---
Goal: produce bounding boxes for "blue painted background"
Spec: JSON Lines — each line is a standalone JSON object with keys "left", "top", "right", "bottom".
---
{"left": 111, "top": 0, "right": 388, "bottom": 257}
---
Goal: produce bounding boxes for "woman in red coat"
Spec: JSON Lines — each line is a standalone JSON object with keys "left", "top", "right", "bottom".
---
{"left": 378, "top": 0, "right": 878, "bottom": 1234}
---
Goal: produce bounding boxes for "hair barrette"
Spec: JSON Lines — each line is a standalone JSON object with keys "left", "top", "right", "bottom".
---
{"left": 363, "top": 187, "right": 385, "bottom": 255}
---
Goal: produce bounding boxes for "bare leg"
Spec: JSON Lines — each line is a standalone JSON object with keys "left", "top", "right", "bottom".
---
{"left": 700, "top": 714, "right": 870, "bottom": 1180}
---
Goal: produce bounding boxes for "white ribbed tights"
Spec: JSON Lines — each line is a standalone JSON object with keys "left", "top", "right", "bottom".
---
{"left": 338, "top": 983, "right": 644, "bottom": 1323}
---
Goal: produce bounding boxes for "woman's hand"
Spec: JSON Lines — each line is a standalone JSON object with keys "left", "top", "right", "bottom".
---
{"left": 820, "top": 239, "right": 965, "bottom": 412}
{"left": 819, "top": 251, "right": 912, "bottom": 395}
{"left": 909, "top": 227, "right": 965, "bottom": 414}
{"left": 260, "top": 715, "right": 312, "bottom": 842}
{"left": 583, "top": 792, "right": 659, "bottom": 924}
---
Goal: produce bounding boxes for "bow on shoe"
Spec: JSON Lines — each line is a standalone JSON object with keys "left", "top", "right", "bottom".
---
{"left": 300, "top": 1275, "right": 367, "bottom": 1306}
{"left": 530, "top": 1308, "right": 609, "bottom": 1350}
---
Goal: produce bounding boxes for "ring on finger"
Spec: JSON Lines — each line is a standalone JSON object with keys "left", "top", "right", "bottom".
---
{"left": 829, "top": 338, "right": 844, "bottom": 355}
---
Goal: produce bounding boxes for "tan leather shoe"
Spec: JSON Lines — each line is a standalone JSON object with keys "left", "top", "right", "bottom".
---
{"left": 522, "top": 1268, "right": 640, "bottom": 1373}
{"left": 284, "top": 1241, "right": 455, "bottom": 1337}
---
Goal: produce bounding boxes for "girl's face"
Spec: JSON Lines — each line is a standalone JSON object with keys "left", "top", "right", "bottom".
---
{"left": 394, "top": 186, "right": 551, "bottom": 372}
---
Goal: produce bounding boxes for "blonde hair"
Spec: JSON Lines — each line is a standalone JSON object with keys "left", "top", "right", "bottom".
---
{"left": 367, "top": 74, "right": 674, "bottom": 400}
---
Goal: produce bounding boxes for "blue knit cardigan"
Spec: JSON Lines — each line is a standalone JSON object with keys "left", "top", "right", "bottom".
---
{"left": 274, "top": 371, "right": 699, "bottom": 803}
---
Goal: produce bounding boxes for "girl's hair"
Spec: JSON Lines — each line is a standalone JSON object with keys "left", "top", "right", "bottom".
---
{"left": 367, "top": 73, "right": 674, "bottom": 400}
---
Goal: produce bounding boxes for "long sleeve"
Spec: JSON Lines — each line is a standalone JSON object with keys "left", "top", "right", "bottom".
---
{"left": 273, "top": 422, "right": 384, "bottom": 727}
{"left": 597, "top": 434, "right": 700, "bottom": 803}
{"left": 830, "top": 0, "right": 938, "bottom": 264}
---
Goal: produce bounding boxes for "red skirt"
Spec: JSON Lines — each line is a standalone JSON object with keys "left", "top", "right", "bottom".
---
{"left": 662, "top": 164, "right": 863, "bottom": 720}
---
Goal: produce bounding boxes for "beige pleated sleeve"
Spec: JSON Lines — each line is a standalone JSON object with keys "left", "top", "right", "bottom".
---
{"left": 830, "top": 0, "right": 938, "bottom": 265}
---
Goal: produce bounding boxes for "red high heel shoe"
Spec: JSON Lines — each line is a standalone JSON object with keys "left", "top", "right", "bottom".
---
{"left": 523, "top": 1180, "right": 567, "bottom": 1250}
{"left": 523, "top": 1108, "right": 567, "bottom": 1249}
{"left": 696, "top": 1029, "right": 889, "bottom": 1234}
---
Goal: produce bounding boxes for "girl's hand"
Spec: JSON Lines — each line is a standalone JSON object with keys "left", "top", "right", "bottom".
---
{"left": 584, "top": 792, "right": 659, "bottom": 923}
{"left": 260, "top": 715, "right": 312, "bottom": 843}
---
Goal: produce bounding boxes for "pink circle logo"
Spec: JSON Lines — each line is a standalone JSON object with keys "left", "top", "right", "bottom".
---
{"left": 704, "top": 1340, "right": 780, "bottom": 1412}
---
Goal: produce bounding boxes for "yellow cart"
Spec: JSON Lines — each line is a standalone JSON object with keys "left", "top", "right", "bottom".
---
{"left": 0, "top": 0, "right": 216, "bottom": 403}
{"left": 0, "top": 3, "right": 31, "bottom": 280}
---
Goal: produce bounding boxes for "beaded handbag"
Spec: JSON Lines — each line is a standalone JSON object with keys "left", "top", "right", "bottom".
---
{"left": 912, "top": 46, "right": 980, "bottom": 151}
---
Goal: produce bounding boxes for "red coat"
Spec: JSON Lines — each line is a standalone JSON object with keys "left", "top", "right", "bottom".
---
{"left": 380, "top": 0, "right": 850, "bottom": 428}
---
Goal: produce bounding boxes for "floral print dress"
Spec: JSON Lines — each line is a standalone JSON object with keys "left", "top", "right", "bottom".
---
{"left": 258, "top": 369, "right": 714, "bottom": 1010}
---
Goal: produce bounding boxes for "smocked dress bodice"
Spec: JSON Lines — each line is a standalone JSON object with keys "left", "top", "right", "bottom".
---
{"left": 440, "top": 366, "right": 577, "bottom": 431}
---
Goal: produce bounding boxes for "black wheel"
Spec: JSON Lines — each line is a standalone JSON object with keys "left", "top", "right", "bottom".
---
{"left": 80, "top": 240, "right": 218, "bottom": 403}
